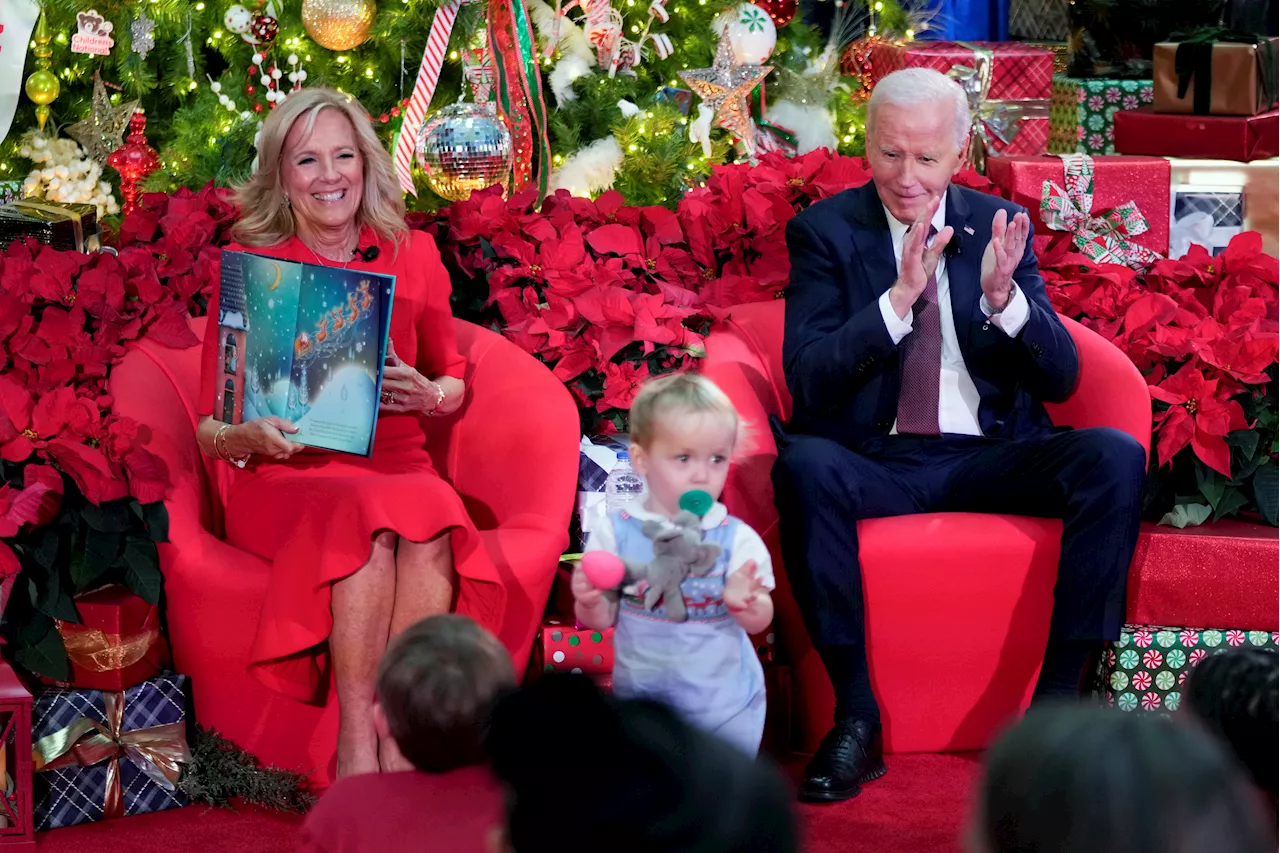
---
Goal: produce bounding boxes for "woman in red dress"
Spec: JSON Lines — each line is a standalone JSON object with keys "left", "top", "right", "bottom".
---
{"left": 196, "top": 87, "right": 491, "bottom": 777}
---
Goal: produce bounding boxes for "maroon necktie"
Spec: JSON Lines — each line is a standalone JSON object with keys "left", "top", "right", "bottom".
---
{"left": 895, "top": 225, "right": 941, "bottom": 436}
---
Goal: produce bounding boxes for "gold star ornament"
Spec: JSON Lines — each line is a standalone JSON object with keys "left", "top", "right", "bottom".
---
{"left": 678, "top": 37, "right": 772, "bottom": 157}
{"left": 66, "top": 73, "right": 141, "bottom": 164}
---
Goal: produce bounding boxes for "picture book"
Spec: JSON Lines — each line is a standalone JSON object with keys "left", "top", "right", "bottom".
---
{"left": 214, "top": 250, "right": 396, "bottom": 457}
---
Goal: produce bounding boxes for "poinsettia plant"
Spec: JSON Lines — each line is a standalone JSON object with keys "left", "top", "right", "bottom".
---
{"left": 0, "top": 183, "right": 231, "bottom": 678}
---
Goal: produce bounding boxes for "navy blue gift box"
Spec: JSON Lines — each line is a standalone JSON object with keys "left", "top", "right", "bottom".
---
{"left": 33, "top": 672, "right": 190, "bottom": 830}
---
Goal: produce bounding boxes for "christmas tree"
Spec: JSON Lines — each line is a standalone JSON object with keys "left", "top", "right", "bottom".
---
{"left": 0, "top": 0, "right": 925, "bottom": 211}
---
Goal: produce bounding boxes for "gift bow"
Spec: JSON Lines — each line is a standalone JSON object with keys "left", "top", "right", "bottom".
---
{"left": 34, "top": 690, "right": 190, "bottom": 821}
{"left": 946, "top": 42, "right": 1050, "bottom": 173}
{"left": 1040, "top": 153, "right": 1162, "bottom": 270}
{"left": 1169, "top": 210, "right": 1216, "bottom": 259}
{"left": 58, "top": 621, "right": 160, "bottom": 674}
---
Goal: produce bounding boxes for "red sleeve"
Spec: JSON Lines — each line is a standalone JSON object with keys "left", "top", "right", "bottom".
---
{"left": 412, "top": 231, "right": 466, "bottom": 380}
{"left": 295, "top": 822, "right": 332, "bottom": 853}
{"left": 195, "top": 250, "right": 226, "bottom": 418}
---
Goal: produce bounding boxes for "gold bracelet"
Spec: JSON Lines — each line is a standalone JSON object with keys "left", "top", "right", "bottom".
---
{"left": 214, "top": 424, "right": 249, "bottom": 468}
{"left": 425, "top": 382, "right": 446, "bottom": 415}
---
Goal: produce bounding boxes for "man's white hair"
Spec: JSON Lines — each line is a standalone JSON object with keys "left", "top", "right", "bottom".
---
{"left": 866, "top": 68, "right": 972, "bottom": 151}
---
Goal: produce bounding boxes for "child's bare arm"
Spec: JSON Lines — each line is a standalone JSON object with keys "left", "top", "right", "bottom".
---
{"left": 724, "top": 561, "right": 773, "bottom": 634}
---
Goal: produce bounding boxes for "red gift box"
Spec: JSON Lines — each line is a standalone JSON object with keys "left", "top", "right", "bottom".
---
{"left": 868, "top": 41, "right": 1054, "bottom": 160}
{"left": 1113, "top": 108, "right": 1279, "bottom": 162}
{"left": 533, "top": 618, "right": 614, "bottom": 675}
{"left": 986, "top": 154, "right": 1170, "bottom": 260}
{"left": 1126, "top": 520, "right": 1278, "bottom": 631}
{"left": 47, "top": 586, "right": 171, "bottom": 692}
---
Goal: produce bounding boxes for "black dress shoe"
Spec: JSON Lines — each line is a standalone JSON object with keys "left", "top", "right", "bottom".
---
{"left": 798, "top": 718, "right": 887, "bottom": 803}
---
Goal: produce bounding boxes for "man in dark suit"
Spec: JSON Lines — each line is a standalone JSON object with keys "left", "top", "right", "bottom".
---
{"left": 773, "top": 68, "right": 1147, "bottom": 803}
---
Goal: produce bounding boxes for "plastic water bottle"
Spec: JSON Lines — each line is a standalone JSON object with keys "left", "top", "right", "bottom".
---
{"left": 605, "top": 451, "right": 645, "bottom": 515}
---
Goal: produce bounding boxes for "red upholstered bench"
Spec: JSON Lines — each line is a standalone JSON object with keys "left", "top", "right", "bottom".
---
{"left": 701, "top": 300, "right": 1153, "bottom": 755}
{"left": 110, "top": 316, "right": 579, "bottom": 786}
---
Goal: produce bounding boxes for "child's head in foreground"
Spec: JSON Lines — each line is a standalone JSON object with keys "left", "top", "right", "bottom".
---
{"left": 628, "top": 373, "right": 740, "bottom": 517}
{"left": 1181, "top": 647, "right": 1279, "bottom": 822}
{"left": 486, "top": 673, "right": 797, "bottom": 853}
{"left": 972, "top": 704, "right": 1271, "bottom": 853}
{"left": 374, "top": 613, "right": 515, "bottom": 773}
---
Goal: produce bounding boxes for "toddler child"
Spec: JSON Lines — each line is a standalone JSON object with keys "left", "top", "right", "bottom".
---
{"left": 298, "top": 614, "right": 514, "bottom": 853}
{"left": 573, "top": 373, "right": 775, "bottom": 756}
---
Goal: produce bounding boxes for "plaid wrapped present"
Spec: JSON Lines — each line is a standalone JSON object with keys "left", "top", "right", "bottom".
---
{"left": 867, "top": 41, "right": 1053, "bottom": 169}
{"left": 572, "top": 434, "right": 634, "bottom": 552}
{"left": 1049, "top": 77, "right": 1154, "bottom": 155}
{"left": 33, "top": 673, "right": 190, "bottom": 830}
{"left": 1099, "top": 626, "right": 1279, "bottom": 714}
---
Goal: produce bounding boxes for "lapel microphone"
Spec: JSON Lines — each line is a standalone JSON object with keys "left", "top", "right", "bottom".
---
{"left": 352, "top": 245, "right": 380, "bottom": 262}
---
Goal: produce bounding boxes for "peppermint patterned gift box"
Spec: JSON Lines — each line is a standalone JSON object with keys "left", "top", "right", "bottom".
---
{"left": 1100, "top": 627, "right": 1279, "bottom": 715}
{"left": 1050, "top": 77, "right": 1154, "bottom": 156}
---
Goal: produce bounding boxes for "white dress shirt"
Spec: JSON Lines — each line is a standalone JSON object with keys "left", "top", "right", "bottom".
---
{"left": 875, "top": 197, "right": 1031, "bottom": 436}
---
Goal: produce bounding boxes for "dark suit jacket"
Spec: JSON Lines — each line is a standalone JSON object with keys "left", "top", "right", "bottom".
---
{"left": 782, "top": 181, "right": 1079, "bottom": 449}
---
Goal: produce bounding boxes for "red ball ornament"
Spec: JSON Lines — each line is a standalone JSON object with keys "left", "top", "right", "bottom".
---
{"left": 254, "top": 102, "right": 265, "bottom": 113}
{"left": 251, "top": 14, "right": 279, "bottom": 45}
{"left": 107, "top": 111, "right": 160, "bottom": 217}
{"left": 379, "top": 113, "right": 389, "bottom": 122}
{"left": 391, "top": 106, "right": 401, "bottom": 117}
{"left": 248, "top": 65, "right": 259, "bottom": 76}
{"left": 245, "top": 84, "right": 256, "bottom": 95}
{"left": 756, "top": 0, "right": 797, "bottom": 27}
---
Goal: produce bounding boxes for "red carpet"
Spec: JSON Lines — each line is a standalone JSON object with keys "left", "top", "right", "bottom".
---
{"left": 33, "top": 754, "right": 980, "bottom": 852}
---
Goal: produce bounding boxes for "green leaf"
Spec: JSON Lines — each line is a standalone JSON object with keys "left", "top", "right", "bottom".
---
{"left": 124, "top": 538, "right": 164, "bottom": 605}
{"left": 1196, "top": 464, "right": 1226, "bottom": 511}
{"left": 1159, "top": 502, "right": 1213, "bottom": 528}
{"left": 33, "top": 566, "right": 80, "bottom": 624}
{"left": 81, "top": 501, "right": 133, "bottom": 533}
{"left": 142, "top": 502, "right": 170, "bottom": 544}
{"left": 14, "top": 623, "right": 70, "bottom": 682}
{"left": 1254, "top": 461, "right": 1279, "bottom": 527}
{"left": 1212, "top": 487, "right": 1251, "bottom": 521}
{"left": 31, "top": 527, "right": 60, "bottom": 571}
{"left": 72, "top": 530, "right": 122, "bottom": 590}
{"left": 1226, "top": 429, "right": 1260, "bottom": 461}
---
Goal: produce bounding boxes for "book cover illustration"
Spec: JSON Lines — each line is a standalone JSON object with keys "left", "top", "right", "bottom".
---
{"left": 215, "top": 250, "right": 396, "bottom": 456}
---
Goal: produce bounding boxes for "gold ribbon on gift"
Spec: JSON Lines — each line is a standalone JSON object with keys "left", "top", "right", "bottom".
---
{"left": 7, "top": 200, "right": 86, "bottom": 253}
{"left": 946, "top": 42, "right": 1051, "bottom": 173}
{"left": 33, "top": 691, "right": 189, "bottom": 821}
{"left": 57, "top": 622, "right": 160, "bottom": 674}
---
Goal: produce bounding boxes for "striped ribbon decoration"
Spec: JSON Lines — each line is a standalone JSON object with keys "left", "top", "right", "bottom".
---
{"left": 393, "top": 0, "right": 461, "bottom": 196}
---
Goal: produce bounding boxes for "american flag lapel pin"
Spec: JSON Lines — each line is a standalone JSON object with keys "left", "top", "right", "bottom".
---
{"left": 964, "top": 225, "right": 975, "bottom": 235}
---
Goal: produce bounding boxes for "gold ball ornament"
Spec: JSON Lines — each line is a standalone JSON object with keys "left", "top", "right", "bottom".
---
{"left": 24, "top": 69, "right": 60, "bottom": 106}
{"left": 301, "top": 0, "right": 376, "bottom": 51}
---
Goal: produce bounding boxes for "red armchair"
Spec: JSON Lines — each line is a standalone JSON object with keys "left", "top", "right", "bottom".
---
{"left": 701, "top": 300, "right": 1151, "bottom": 756}
{"left": 110, "top": 316, "right": 578, "bottom": 786}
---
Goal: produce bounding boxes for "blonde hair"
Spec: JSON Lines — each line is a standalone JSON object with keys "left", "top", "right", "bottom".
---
{"left": 230, "top": 87, "right": 408, "bottom": 247}
{"left": 629, "top": 373, "right": 739, "bottom": 448}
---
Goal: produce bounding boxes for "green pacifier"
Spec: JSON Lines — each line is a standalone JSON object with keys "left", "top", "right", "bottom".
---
{"left": 679, "top": 489, "right": 714, "bottom": 517}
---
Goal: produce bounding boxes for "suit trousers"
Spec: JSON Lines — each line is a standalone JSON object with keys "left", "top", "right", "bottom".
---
{"left": 771, "top": 427, "right": 1148, "bottom": 660}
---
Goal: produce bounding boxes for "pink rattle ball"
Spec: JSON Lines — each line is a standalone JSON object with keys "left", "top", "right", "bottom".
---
{"left": 581, "top": 551, "right": 626, "bottom": 590}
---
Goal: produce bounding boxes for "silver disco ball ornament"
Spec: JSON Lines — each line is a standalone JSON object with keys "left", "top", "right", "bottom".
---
{"left": 415, "top": 103, "right": 513, "bottom": 202}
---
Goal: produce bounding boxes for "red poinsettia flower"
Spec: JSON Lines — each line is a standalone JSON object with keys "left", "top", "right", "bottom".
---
{"left": 596, "top": 360, "right": 651, "bottom": 413}
{"left": 0, "top": 463, "right": 64, "bottom": 537}
{"left": 1196, "top": 327, "right": 1279, "bottom": 385}
{"left": 43, "top": 438, "right": 129, "bottom": 505}
{"left": 1149, "top": 364, "right": 1250, "bottom": 476}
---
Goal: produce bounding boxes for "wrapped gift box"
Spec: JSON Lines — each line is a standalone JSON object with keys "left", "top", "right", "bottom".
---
{"left": 33, "top": 673, "right": 190, "bottom": 830}
{"left": 1113, "top": 108, "right": 1279, "bottom": 162}
{"left": 986, "top": 154, "right": 1171, "bottom": 261}
{"left": 1067, "top": 0, "right": 1226, "bottom": 79}
{"left": 1008, "top": 0, "right": 1069, "bottom": 41}
{"left": 1100, "top": 626, "right": 1278, "bottom": 714}
{"left": 46, "top": 585, "right": 172, "bottom": 692}
{"left": 1050, "top": 78, "right": 1154, "bottom": 155}
{"left": 868, "top": 41, "right": 1053, "bottom": 160}
{"left": 1024, "top": 42, "right": 1070, "bottom": 76}
{"left": 1153, "top": 35, "right": 1279, "bottom": 116}
{"left": 0, "top": 200, "right": 101, "bottom": 253}
{"left": 573, "top": 434, "right": 633, "bottom": 552}
{"left": 1165, "top": 158, "right": 1280, "bottom": 257}
{"left": 532, "top": 619, "right": 614, "bottom": 676}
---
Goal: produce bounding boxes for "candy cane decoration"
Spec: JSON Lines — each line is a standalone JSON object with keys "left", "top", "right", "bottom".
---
{"left": 393, "top": 0, "right": 461, "bottom": 195}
